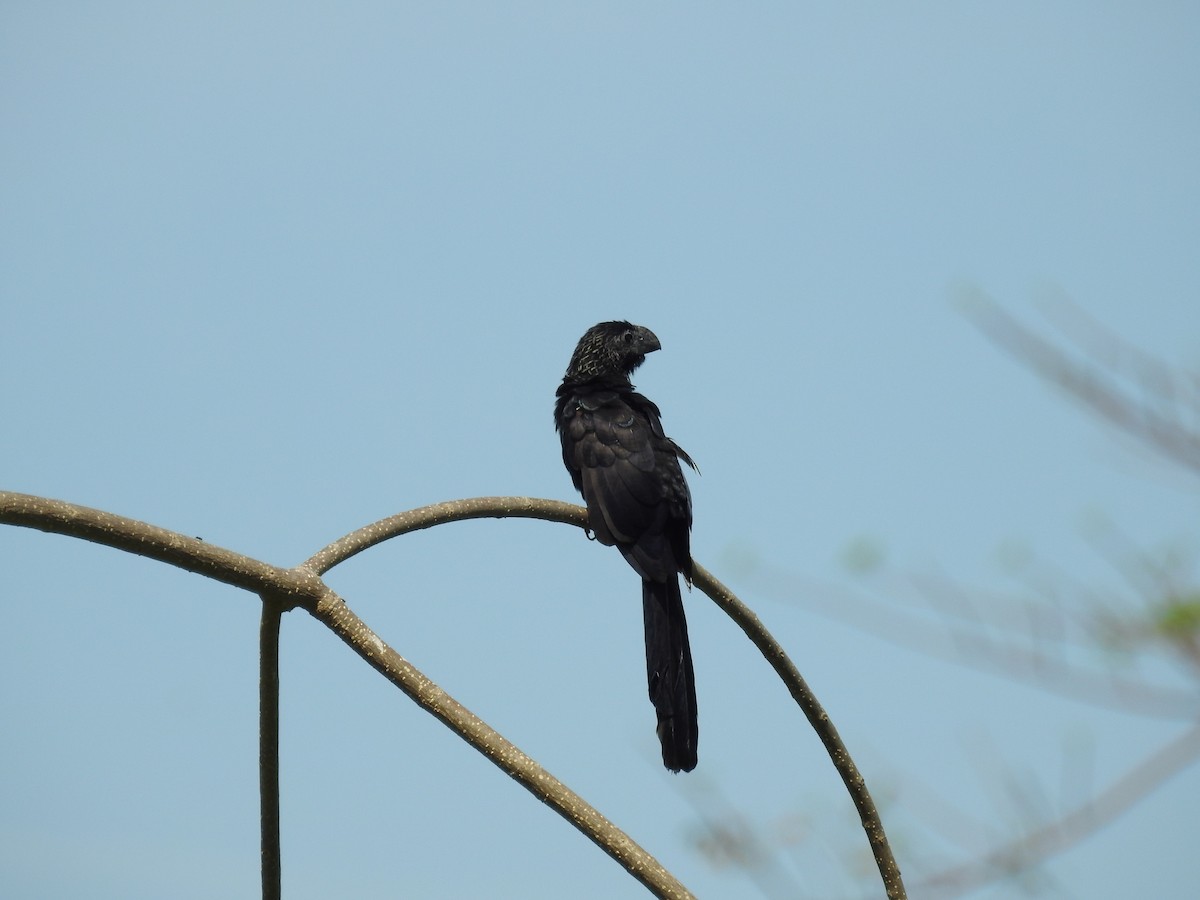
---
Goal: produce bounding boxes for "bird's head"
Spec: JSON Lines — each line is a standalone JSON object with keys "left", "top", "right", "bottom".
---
{"left": 563, "top": 321, "right": 662, "bottom": 382}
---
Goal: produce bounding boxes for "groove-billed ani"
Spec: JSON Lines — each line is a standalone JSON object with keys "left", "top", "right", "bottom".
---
{"left": 555, "top": 321, "right": 699, "bottom": 772}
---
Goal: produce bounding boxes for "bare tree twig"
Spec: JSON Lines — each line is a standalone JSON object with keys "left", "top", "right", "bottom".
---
{"left": 913, "top": 723, "right": 1200, "bottom": 898}
{"left": 1039, "top": 295, "right": 1189, "bottom": 410}
{"left": 958, "top": 290, "right": 1200, "bottom": 475}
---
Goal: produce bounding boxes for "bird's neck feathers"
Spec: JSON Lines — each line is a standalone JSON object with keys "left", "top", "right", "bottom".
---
{"left": 563, "top": 352, "right": 644, "bottom": 384}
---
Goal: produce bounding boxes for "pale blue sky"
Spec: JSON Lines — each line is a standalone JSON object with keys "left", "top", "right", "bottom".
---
{"left": 3, "top": 4, "right": 1198, "bottom": 898}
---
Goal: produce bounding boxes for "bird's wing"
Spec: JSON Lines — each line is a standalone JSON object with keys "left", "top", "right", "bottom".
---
{"left": 561, "top": 393, "right": 689, "bottom": 580}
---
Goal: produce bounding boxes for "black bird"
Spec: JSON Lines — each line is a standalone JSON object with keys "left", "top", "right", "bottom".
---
{"left": 555, "top": 321, "right": 699, "bottom": 772}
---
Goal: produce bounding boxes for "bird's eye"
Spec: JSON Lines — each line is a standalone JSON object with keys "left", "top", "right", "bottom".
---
{"left": 622, "top": 331, "right": 634, "bottom": 343}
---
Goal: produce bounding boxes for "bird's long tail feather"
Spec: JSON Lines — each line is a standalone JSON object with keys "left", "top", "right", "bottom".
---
{"left": 643, "top": 578, "right": 698, "bottom": 772}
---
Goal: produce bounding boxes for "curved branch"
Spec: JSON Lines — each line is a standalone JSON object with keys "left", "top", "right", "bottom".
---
{"left": 692, "top": 562, "right": 906, "bottom": 900}
{"left": 302, "top": 496, "right": 586, "bottom": 574}
{"left": 1, "top": 490, "right": 905, "bottom": 899}
{"left": 305, "top": 496, "right": 905, "bottom": 898}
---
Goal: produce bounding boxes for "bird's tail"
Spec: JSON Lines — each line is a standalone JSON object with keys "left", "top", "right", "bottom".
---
{"left": 643, "top": 577, "right": 698, "bottom": 772}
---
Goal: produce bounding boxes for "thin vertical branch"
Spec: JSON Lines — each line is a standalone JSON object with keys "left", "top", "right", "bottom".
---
{"left": 260, "top": 595, "right": 284, "bottom": 900}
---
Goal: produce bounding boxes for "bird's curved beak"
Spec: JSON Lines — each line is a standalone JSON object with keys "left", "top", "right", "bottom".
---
{"left": 639, "top": 328, "right": 662, "bottom": 354}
